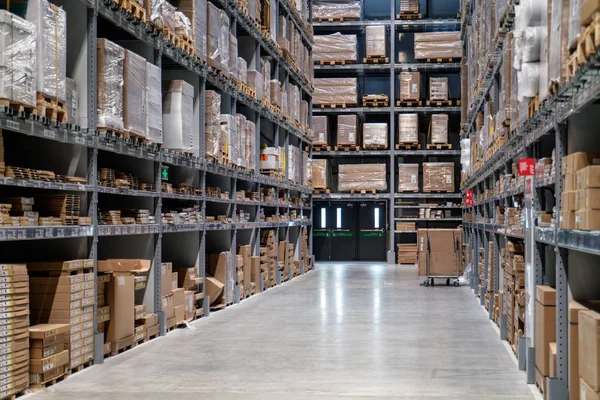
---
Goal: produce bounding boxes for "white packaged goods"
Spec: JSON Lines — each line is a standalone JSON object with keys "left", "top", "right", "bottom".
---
{"left": 363, "top": 123, "right": 388, "bottom": 149}
{"left": 431, "top": 114, "right": 448, "bottom": 144}
{"left": 229, "top": 34, "right": 238, "bottom": 82}
{"left": 235, "top": 114, "right": 246, "bottom": 169}
{"left": 518, "top": 62, "right": 540, "bottom": 98}
{"left": 146, "top": 63, "right": 163, "bottom": 144}
{"left": 338, "top": 164, "right": 387, "bottom": 191}
{"left": 220, "top": 114, "right": 236, "bottom": 165}
{"left": 207, "top": 2, "right": 229, "bottom": 74}
{"left": 163, "top": 80, "right": 197, "bottom": 155}
{"left": 398, "top": 114, "right": 418, "bottom": 143}
{"left": 97, "top": 39, "right": 125, "bottom": 131}
{"left": 171, "top": 0, "right": 207, "bottom": 63}
{"left": 400, "top": 0, "right": 419, "bottom": 13}
{"left": 549, "top": 0, "right": 570, "bottom": 86}
{"left": 123, "top": 50, "right": 147, "bottom": 138}
{"left": 205, "top": 90, "right": 221, "bottom": 160}
{"left": 366, "top": 26, "right": 386, "bottom": 58}
{"left": 26, "top": 0, "right": 66, "bottom": 102}
{"left": 313, "top": 33, "right": 357, "bottom": 62}
{"left": 245, "top": 120, "right": 256, "bottom": 172}
{"left": 312, "top": 0, "right": 361, "bottom": 20}
{"left": 66, "top": 77, "right": 78, "bottom": 126}
{"left": 261, "top": 147, "right": 279, "bottom": 170}
{"left": 522, "top": 26, "right": 544, "bottom": 63}
{"left": 313, "top": 78, "right": 357, "bottom": 105}
{"left": 237, "top": 57, "right": 247, "bottom": 84}
{"left": 0, "top": 10, "right": 36, "bottom": 107}
{"left": 429, "top": 78, "right": 448, "bottom": 101}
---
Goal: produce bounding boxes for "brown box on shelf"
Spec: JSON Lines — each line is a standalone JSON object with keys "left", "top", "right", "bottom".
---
{"left": 395, "top": 222, "right": 416, "bottom": 231}
{"left": 414, "top": 32, "right": 462, "bottom": 60}
{"left": 429, "top": 78, "right": 448, "bottom": 101}
{"left": 582, "top": 0, "right": 600, "bottom": 25}
{"left": 312, "top": 115, "right": 328, "bottom": 145}
{"left": 579, "top": 378, "right": 600, "bottom": 400}
{"left": 562, "top": 152, "right": 600, "bottom": 175}
{"left": 576, "top": 189, "right": 600, "bottom": 209}
{"left": 337, "top": 115, "right": 358, "bottom": 146}
{"left": 565, "top": 173, "right": 578, "bottom": 192}
{"left": 431, "top": 114, "right": 448, "bottom": 144}
{"left": 399, "top": 0, "right": 419, "bottom": 13}
{"left": 569, "top": 300, "right": 600, "bottom": 400}
{"left": 578, "top": 166, "right": 600, "bottom": 189}
{"left": 338, "top": 164, "right": 387, "bottom": 192}
{"left": 161, "top": 262, "right": 172, "bottom": 298}
{"left": 365, "top": 26, "right": 386, "bottom": 58}
{"left": 562, "top": 191, "right": 578, "bottom": 211}
{"left": 313, "top": 78, "right": 357, "bottom": 105}
{"left": 312, "top": 159, "right": 328, "bottom": 189}
{"left": 580, "top": 307, "right": 600, "bottom": 392}
{"left": 398, "top": 164, "right": 419, "bottom": 192}
{"left": 535, "top": 285, "right": 556, "bottom": 377}
{"left": 399, "top": 72, "right": 420, "bottom": 101}
{"left": 29, "top": 349, "right": 69, "bottom": 374}
{"left": 398, "top": 114, "right": 418, "bottom": 143}
{"left": 362, "top": 123, "right": 388, "bottom": 149}
{"left": 575, "top": 209, "right": 600, "bottom": 230}
{"left": 423, "top": 163, "right": 454, "bottom": 192}
{"left": 106, "top": 274, "right": 134, "bottom": 343}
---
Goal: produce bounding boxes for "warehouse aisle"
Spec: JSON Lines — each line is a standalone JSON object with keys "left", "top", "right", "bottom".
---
{"left": 33, "top": 264, "right": 536, "bottom": 400}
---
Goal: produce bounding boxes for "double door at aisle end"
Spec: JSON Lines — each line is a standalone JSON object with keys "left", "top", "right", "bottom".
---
{"left": 313, "top": 201, "right": 386, "bottom": 262}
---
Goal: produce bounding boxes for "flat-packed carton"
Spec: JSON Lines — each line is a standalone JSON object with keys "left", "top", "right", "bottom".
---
{"left": 562, "top": 153, "right": 600, "bottom": 175}
{"left": 96, "top": 38, "right": 124, "bottom": 131}
{"left": 29, "top": 349, "right": 69, "bottom": 374}
{"left": 106, "top": 274, "right": 134, "bottom": 343}
{"left": 562, "top": 191, "right": 578, "bottom": 211}
{"left": 205, "top": 277, "right": 224, "bottom": 305}
{"left": 399, "top": 72, "right": 420, "bottom": 100}
{"left": 578, "top": 166, "right": 600, "bottom": 189}
{"left": 580, "top": 377, "right": 600, "bottom": 400}
{"left": 570, "top": 300, "right": 599, "bottom": 400}
{"left": 576, "top": 209, "right": 600, "bottom": 230}
{"left": 365, "top": 26, "right": 386, "bottom": 58}
{"left": 565, "top": 173, "right": 578, "bottom": 191}
{"left": 576, "top": 189, "right": 600, "bottom": 209}
{"left": 161, "top": 294, "right": 174, "bottom": 320}
{"left": 363, "top": 123, "right": 388, "bottom": 149}
{"left": 312, "top": 159, "right": 328, "bottom": 189}
{"left": 337, "top": 115, "right": 358, "bottom": 146}
{"left": 161, "top": 262, "right": 172, "bottom": 298}
{"left": 535, "top": 285, "right": 556, "bottom": 377}
{"left": 580, "top": 309, "right": 600, "bottom": 391}
{"left": 398, "top": 114, "right": 418, "bottom": 143}
{"left": 98, "top": 259, "right": 151, "bottom": 274}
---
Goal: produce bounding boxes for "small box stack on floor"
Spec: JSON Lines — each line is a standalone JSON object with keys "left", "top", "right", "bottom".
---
{"left": 535, "top": 285, "right": 556, "bottom": 397}
{"left": 0, "top": 264, "right": 29, "bottom": 398}
{"left": 261, "top": 230, "right": 277, "bottom": 288}
{"left": 397, "top": 243, "right": 418, "bottom": 265}
{"left": 484, "top": 241, "right": 495, "bottom": 312}
{"left": 28, "top": 324, "right": 70, "bottom": 388}
{"left": 206, "top": 252, "right": 233, "bottom": 310}
{"left": 560, "top": 152, "right": 600, "bottom": 230}
{"left": 237, "top": 245, "right": 253, "bottom": 299}
{"left": 301, "top": 227, "right": 312, "bottom": 272}
{"left": 503, "top": 241, "right": 525, "bottom": 355}
{"left": 28, "top": 259, "right": 94, "bottom": 372}
{"left": 175, "top": 265, "right": 204, "bottom": 320}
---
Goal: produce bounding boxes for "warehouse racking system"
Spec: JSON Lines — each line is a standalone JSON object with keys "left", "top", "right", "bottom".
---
{"left": 0, "top": 0, "right": 314, "bottom": 374}
{"left": 311, "top": 0, "right": 463, "bottom": 263}
{"left": 460, "top": 0, "right": 600, "bottom": 398}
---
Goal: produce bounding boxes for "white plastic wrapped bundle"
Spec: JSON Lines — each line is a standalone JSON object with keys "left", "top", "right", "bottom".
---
{"left": 172, "top": 0, "right": 208, "bottom": 63}
{"left": 303, "top": 152, "right": 312, "bottom": 186}
{"left": 431, "top": 114, "right": 448, "bottom": 144}
{"left": 513, "top": 31, "right": 523, "bottom": 71}
{"left": 220, "top": 11, "right": 230, "bottom": 76}
{"left": 124, "top": 50, "right": 147, "bottom": 137}
{"left": 163, "top": 80, "right": 197, "bottom": 155}
{"left": 521, "top": 0, "right": 544, "bottom": 26}
{"left": 549, "top": 0, "right": 570, "bottom": 85}
{"left": 569, "top": 0, "right": 581, "bottom": 49}
{"left": 400, "top": 0, "right": 419, "bottom": 13}
{"left": 398, "top": 114, "right": 418, "bottom": 143}
{"left": 150, "top": 0, "right": 177, "bottom": 31}
{"left": 0, "top": 11, "right": 36, "bottom": 108}
{"left": 313, "top": 78, "right": 357, "bottom": 105}
{"left": 237, "top": 57, "right": 247, "bottom": 85}
{"left": 229, "top": 34, "right": 238, "bottom": 82}
{"left": 97, "top": 39, "right": 124, "bottom": 131}
{"left": 221, "top": 114, "right": 237, "bottom": 165}
{"left": 312, "top": 0, "right": 361, "bottom": 20}
{"left": 205, "top": 90, "right": 221, "bottom": 159}
{"left": 146, "top": 63, "right": 163, "bottom": 144}
{"left": 313, "top": 33, "right": 357, "bottom": 62}
{"left": 460, "top": 138, "right": 472, "bottom": 178}
{"left": 338, "top": 164, "right": 387, "bottom": 191}
{"left": 414, "top": 32, "right": 462, "bottom": 60}
{"left": 26, "top": 0, "right": 66, "bottom": 102}
{"left": 235, "top": 114, "right": 246, "bottom": 168}
{"left": 518, "top": 63, "right": 540, "bottom": 98}
{"left": 247, "top": 70, "right": 263, "bottom": 101}
{"left": 245, "top": 120, "right": 256, "bottom": 172}
{"left": 522, "top": 26, "right": 544, "bottom": 62}
{"left": 174, "top": 11, "right": 192, "bottom": 39}
{"left": 429, "top": 78, "right": 448, "bottom": 101}
{"left": 363, "top": 123, "right": 388, "bottom": 149}
{"left": 207, "top": 3, "right": 222, "bottom": 70}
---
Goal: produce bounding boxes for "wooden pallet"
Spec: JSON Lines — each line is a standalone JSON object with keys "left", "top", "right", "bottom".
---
{"left": 426, "top": 143, "right": 452, "bottom": 149}
{"left": 0, "top": 98, "right": 37, "bottom": 118}
{"left": 350, "top": 189, "right": 378, "bottom": 194}
{"left": 316, "top": 103, "right": 357, "bottom": 109}
{"left": 36, "top": 93, "right": 67, "bottom": 124}
{"left": 176, "top": 36, "right": 195, "bottom": 57}
{"left": 111, "top": 334, "right": 135, "bottom": 357}
{"left": 423, "top": 189, "right": 452, "bottom": 193}
{"left": 116, "top": 0, "right": 146, "bottom": 22}
{"left": 566, "top": 51, "right": 581, "bottom": 80}
{"left": 527, "top": 95, "right": 540, "bottom": 119}
{"left": 237, "top": 82, "right": 256, "bottom": 98}
{"left": 68, "top": 360, "right": 93, "bottom": 375}
{"left": 362, "top": 99, "right": 389, "bottom": 107}
{"left": 363, "top": 56, "right": 389, "bottom": 64}
{"left": 364, "top": 145, "right": 388, "bottom": 150}
{"left": 426, "top": 100, "right": 454, "bottom": 107}
{"left": 396, "top": 12, "right": 422, "bottom": 20}
{"left": 396, "top": 100, "right": 422, "bottom": 107}
{"left": 310, "top": 144, "right": 331, "bottom": 152}
{"left": 317, "top": 60, "right": 356, "bottom": 65}
{"left": 210, "top": 301, "right": 233, "bottom": 311}
{"left": 314, "top": 16, "right": 360, "bottom": 22}
{"left": 261, "top": 169, "right": 285, "bottom": 180}
{"left": 313, "top": 188, "right": 330, "bottom": 194}
{"left": 425, "top": 58, "right": 457, "bottom": 63}
{"left": 162, "top": 27, "right": 177, "bottom": 48}
{"left": 29, "top": 368, "right": 69, "bottom": 392}
{"left": 334, "top": 145, "right": 360, "bottom": 151}
{"left": 395, "top": 143, "right": 421, "bottom": 150}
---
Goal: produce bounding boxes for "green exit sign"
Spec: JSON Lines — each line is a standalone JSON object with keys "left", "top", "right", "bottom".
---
{"left": 161, "top": 166, "right": 169, "bottom": 181}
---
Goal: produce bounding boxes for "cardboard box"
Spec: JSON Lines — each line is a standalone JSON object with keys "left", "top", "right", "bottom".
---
{"left": 30, "top": 342, "right": 64, "bottom": 359}
{"left": 580, "top": 309, "right": 600, "bottom": 391}
{"left": 205, "top": 277, "right": 224, "bottom": 305}
{"left": 571, "top": 301, "right": 591, "bottom": 400}
{"left": 106, "top": 274, "right": 134, "bottom": 343}
{"left": 395, "top": 222, "right": 416, "bottom": 231}
{"left": 238, "top": 245, "right": 252, "bottom": 290}
{"left": 535, "top": 285, "right": 556, "bottom": 377}
{"left": 578, "top": 166, "right": 600, "bottom": 189}
{"left": 29, "top": 349, "right": 69, "bottom": 374}
{"left": 174, "top": 305, "right": 184, "bottom": 324}
{"left": 26, "top": 260, "right": 83, "bottom": 273}
{"left": 562, "top": 190, "right": 578, "bottom": 211}
{"left": 98, "top": 259, "right": 151, "bottom": 274}
{"left": 172, "top": 288, "right": 185, "bottom": 308}
{"left": 162, "top": 295, "right": 174, "bottom": 320}
{"left": 207, "top": 253, "right": 228, "bottom": 284}
{"left": 399, "top": 72, "right": 420, "bottom": 100}
{"left": 582, "top": 0, "right": 600, "bottom": 26}
{"left": 365, "top": 26, "right": 386, "bottom": 58}
{"left": 576, "top": 209, "right": 600, "bottom": 230}
{"left": 29, "top": 324, "right": 70, "bottom": 339}
{"left": 565, "top": 173, "right": 578, "bottom": 192}
{"left": 549, "top": 342, "right": 557, "bottom": 377}
{"left": 560, "top": 210, "right": 576, "bottom": 230}
{"left": 580, "top": 377, "right": 600, "bottom": 400}
{"left": 577, "top": 189, "right": 600, "bottom": 209}
{"left": 161, "top": 262, "right": 172, "bottom": 298}
{"left": 429, "top": 253, "right": 458, "bottom": 276}
{"left": 562, "top": 152, "right": 600, "bottom": 175}
{"left": 134, "top": 305, "right": 145, "bottom": 320}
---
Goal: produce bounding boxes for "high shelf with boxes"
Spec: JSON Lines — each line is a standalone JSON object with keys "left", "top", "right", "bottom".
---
{"left": 311, "top": 0, "right": 463, "bottom": 265}
{"left": 460, "top": 0, "right": 600, "bottom": 398}
{"left": 0, "top": 0, "right": 313, "bottom": 394}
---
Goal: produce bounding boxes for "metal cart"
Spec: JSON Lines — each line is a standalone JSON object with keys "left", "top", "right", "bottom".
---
{"left": 423, "top": 236, "right": 461, "bottom": 287}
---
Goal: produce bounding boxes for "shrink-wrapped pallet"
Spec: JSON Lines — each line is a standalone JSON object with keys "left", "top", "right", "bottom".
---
{"left": 366, "top": 26, "right": 386, "bottom": 58}
{"left": 313, "top": 33, "right": 357, "bottom": 63}
{"left": 431, "top": 114, "right": 448, "bottom": 144}
{"left": 312, "top": 159, "right": 328, "bottom": 188}
{"left": 398, "top": 164, "right": 419, "bottom": 192}
{"left": 207, "top": 3, "right": 224, "bottom": 71}
{"left": 220, "top": 10, "right": 230, "bottom": 76}
{"left": 0, "top": 11, "right": 36, "bottom": 107}
{"left": 303, "top": 152, "right": 312, "bottom": 186}
{"left": 414, "top": 32, "right": 462, "bottom": 60}
{"left": 549, "top": 0, "right": 570, "bottom": 85}
{"left": 313, "top": 116, "right": 328, "bottom": 145}
{"left": 163, "top": 80, "right": 197, "bottom": 155}
{"left": 423, "top": 162, "right": 454, "bottom": 192}
{"left": 398, "top": 114, "right": 418, "bottom": 143}
{"left": 205, "top": 90, "right": 221, "bottom": 159}
{"left": 313, "top": 77, "right": 357, "bottom": 105}
{"left": 261, "top": 58, "right": 271, "bottom": 103}
{"left": 313, "top": 0, "right": 361, "bottom": 20}
{"left": 238, "top": 57, "right": 247, "bottom": 85}
{"left": 97, "top": 39, "right": 125, "bottom": 131}
{"left": 290, "top": 85, "right": 300, "bottom": 123}
{"left": 338, "top": 164, "right": 387, "bottom": 191}
{"left": 26, "top": 0, "right": 66, "bottom": 102}
{"left": 236, "top": 114, "right": 246, "bottom": 169}
{"left": 146, "top": 62, "right": 163, "bottom": 144}
{"left": 301, "top": 100, "right": 308, "bottom": 131}
{"left": 400, "top": 72, "right": 420, "bottom": 100}
{"left": 221, "top": 114, "right": 236, "bottom": 165}
{"left": 363, "top": 123, "right": 388, "bottom": 149}
{"left": 399, "top": 0, "right": 419, "bottom": 13}
{"left": 429, "top": 77, "right": 448, "bottom": 101}
{"left": 171, "top": 0, "right": 208, "bottom": 63}
{"left": 270, "top": 80, "right": 281, "bottom": 107}
{"left": 245, "top": 120, "right": 256, "bottom": 172}
{"left": 281, "top": 87, "right": 288, "bottom": 117}
{"left": 229, "top": 34, "right": 238, "bottom": 82}
{"left": 288, "top": 145, "right": 300, "bottom": 183}
{"left": 337, "top": 115, "right": 358, "bottom": 146}
{"left": 148, "top": 0, "right": 177, "bottom": 31}
{"left": 569, "top": 0, "right": 581, "bottom": 49}
{"left": 124, "top": 50, "right": 147, "bottom": 137}
{"left": 66, "top": 77, "right": 78, "bottom": 127}
{"left": 247, "top": 70, "right": 263, "bottom": 100}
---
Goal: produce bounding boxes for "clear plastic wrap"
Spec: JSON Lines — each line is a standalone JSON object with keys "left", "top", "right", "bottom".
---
{"left": 229, "top": 34, "right": 238, "bottom": 82}
{"left": 0, "top": 11, "right": 36, "bottom": 107}
{"left": 460, "top": 138, "right": 472, "bottom": 179}
{"left": 65, "top": 77, "right": 78, "bottom": 126}
{"left": 303, "top": 152, "right": 312, "bottom": 186}
{"left": 207, "top": 3, "right": 221, "bottom": 70}
{"left": 414, "top": 31, "right": 462, "bottom": 60}
{"left": 313, "top": 116, "right": 328, "bottom": 145}
{"left": 174, "top": 11, "right": 192, "bottom": 39}
{"left": 301, "top": 100, "right": 308, "bottom": 131}
{"left": 313, "top": 33, "right": 357, "bottom": 62}
{"left": 366, "top": 26, "right": 386, "bottom": 58}
{"left": 338, "top": 164, "right": 387, "bottom": 191}
{"left": 261, "top": 58, "right": 271, "bottom": 103}
{"left": 362, "top": 123, "right": 388, "bottom": 149}
{"left": 312, "top": 0, "right": 361, "bottom": 20}
{"left": 245, "top": 120, "right": 256, "bottom": 172}
{"left": 288, "top": 145, "right": 300, "bottom": 183}
{"left": 400, "top": 0, "right": 419, "bottom": 13}
{"left": 237, "top": 57, "right": 247, "bottom": 85}
{"left": 400, "top": 72, "right": 420, "bottom": 100}
{"left": 549, "top": 0, "right": 570, "bottom": 85}
{"left": 26, "top": 0, "right": 66, "bottom": 102}
{"left": 423, "top": 162, "right": 454, "bottom": 192}
{"left": 146, "top": 62, "right": 163, "bottom": 144}
{"left": 149, "top": 0, "right": 177, "bottom": 31}
{"left": 163, "top": 80, "right": 197, "bottom": 155}
{"left": 205, "top": 90, "right": 221, "bottom": 159}
{"left": 247, "top": 70, "right": 263, "bottom": 101}
{"left": 97, "top": 39, "right": 125, "bottom": 131}
{"left": 518, "top": 62, "right": 540, "bottom": 98}
{"left": 235, "top": 114, "right": 246, "bottom": 169}
{"left": 172, "top": 0, "right": 208, "bottom": 63}
{"left": 431, "top": 114, "right": 448, "bottom": 144}
{"left": 123, "top": 50, "right": 147, "bottom": 137}
{"left": 569, "top": 0, "right": 581, "bottom": 49}
{"left": 290, "top": 85, "right": 300, "bottom": 123}
{"left": 269, "top": 80, "right": 281, "bottom": 107}
{"left": 429, "top": 77, "right": 448, "bottom": 101}
{"left": 219, "top": 10, "right": 230, "bottom": 76}
{"left": 313, "top": 77, "right": 357, "bottom": 105}
{"left": 312, "top": 159, "right": 328, "bottom": 188}
{"left": 220, "top": 114, "right": 236, "bottom": 165}
{"left": 337, "top": 114, "right": 357, "bottom": 146}
{"left": 398, "top": 113, "right": 418, "bottom": 143}
{"left": 522, "top": 26, "right": 544, "bottom": 62}
{"left": 398, "top": 164, "right": 419, "bottom": 192}
{"left": 281, "top": 88, "right": 288, "bottom": 117}
{"left": 522, "top": 0, "right": 545, "bottom": 25}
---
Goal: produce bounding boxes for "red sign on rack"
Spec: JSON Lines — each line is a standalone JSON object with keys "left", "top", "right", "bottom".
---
{"left": 465, "top": 190, "right": 473, "bottom": 206}
{"left": 518, "top": 158, "right": 536, "bottom": 176}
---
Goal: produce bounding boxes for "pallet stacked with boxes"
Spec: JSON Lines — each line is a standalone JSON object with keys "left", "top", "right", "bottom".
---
{"left": 261, "top": 230, "right": 277, "bottom": 287}
{"left": 28, "top": 324, "right": 71, "bottom": 390}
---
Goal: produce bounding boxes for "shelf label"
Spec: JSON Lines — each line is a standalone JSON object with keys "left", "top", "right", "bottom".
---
{"left": 43, "top": 129, "right": 56, "bottom": 139}
{"left": 5, "top": 120, "right": 19, "bottom": 131}
{"left": 55, "top": 228, "right": 64, "bottom": 237}
{"left": 74, "top": 136, "right": 86, "bottom": 145}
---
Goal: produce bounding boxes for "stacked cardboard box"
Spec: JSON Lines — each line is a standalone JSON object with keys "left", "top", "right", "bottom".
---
{"left": 365, "top": 26, "right": 386, "bottom": 59}
{"left": 398, "top": 164, "right": 419, "bottom": 192}
{"left": 338, "top": 164, "right": 387, "bottom": 192}
{"left": 503, "top": 241, "right": 525, "bottom": 351}
{"left": 207, "top": 252, "right": 233, "bottom": 308}
{"left": 414, "top": 32, "right": 462, "bottom": 60}
{"left": 535, "top": 285, "right": 556, "bottom": 395}
{"left": 337, "top": 115, "right": 358, "bottom": 146}
{"left": 431, "top": 114, "right": 449, "bottom": 144}
{"left": 397, "top": 243, "right": 418, "bottom": 264}
{"left": 175, "top": 265, "right": 203, "bottom": 320}
{"left": 572, "top": 300, "right": 600, "bottom": 400}
{"left": 313, "top": 78, "right": 357, "bottom": 106}
{"left": 97, "top": 39, "right": 125, "bottom": 131}
{"left": 399, "top": 0, "right": 419, "bottom": 13}
{"left": 416, "top": 229, "right": 461, "bottom": 276}
{"left": 207, "top": 3, "right": 230, "bottom": 75}
{"left": 313, "top": 33, "right": 357, "bottom": 63}
{"left": 28, "top": 259, "right": 95, "bottom": 370}
{"left": 313, "top": 116, "right": 328, "bottom": 146}
{"left": 395, "top": 221, "right": 416, "bottom": 231}
{"left": 260, "top": 230, "right": 277, "bottom": 288}
{"left": 0, "top": 264, "right": 29, "bottom": 398}
{"left": 423, "top": 162, "right": 454, "bottom": 192}
{"left": 237, "top": 245, "right": 253, "bottom": 298}
{"left": 29, "top": 324, "right": 70, "bottom": 386}
{"left": 278, "top": 241, "right": 294, "bottom": 279}
{"left": 398, "top": 114, "right": 418, "bottom": 144}
{"left": 561, "top": 152, "right": 600, "bottom": 230}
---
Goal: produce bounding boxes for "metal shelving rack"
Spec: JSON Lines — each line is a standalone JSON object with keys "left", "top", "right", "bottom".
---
{"left": 460, "top": 0, "right": 600, "bottom": 397}
{"left": 0, "top": 0, "right": 313, "bottom": 366}
{"left": 312, "top": 1, "right": 463, "bottom": 262}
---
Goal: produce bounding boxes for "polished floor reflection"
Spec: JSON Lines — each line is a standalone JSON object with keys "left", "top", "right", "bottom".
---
{"left": 32, "top": 264, "right": 537, "bottom": 399}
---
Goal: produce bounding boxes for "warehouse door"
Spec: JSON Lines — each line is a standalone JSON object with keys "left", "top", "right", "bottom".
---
{"left": 357, "top": 201, "right": 387, "bottom": 261}
{"left": 329, "top": 202, "right": 357, "bottom": 261}
{"left": 313, "top": 202, "right": 330, "bottom": 261}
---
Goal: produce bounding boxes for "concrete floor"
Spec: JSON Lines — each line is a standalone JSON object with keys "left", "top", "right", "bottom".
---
{"left": 30, "top": 263, "right": 538, "bottom": 400}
